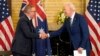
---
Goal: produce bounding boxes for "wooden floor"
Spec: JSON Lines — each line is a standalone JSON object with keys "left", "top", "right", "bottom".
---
{"left": 0, "top": 51, "right": 12, "bottom": 56}
{"left": 0, "top": 52, "right": 72, "bottom": 56}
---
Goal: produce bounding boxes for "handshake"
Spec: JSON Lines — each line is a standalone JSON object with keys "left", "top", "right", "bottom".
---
{"left": 39, "top": 32, "right": 49, "bottom": 39}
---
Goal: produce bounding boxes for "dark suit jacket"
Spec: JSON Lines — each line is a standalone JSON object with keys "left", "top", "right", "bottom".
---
{"left": 11, "top": 14, "right": 39, "bottom": 55}
{"left": 50, "top": 13, "right": 91, "bottom": 55}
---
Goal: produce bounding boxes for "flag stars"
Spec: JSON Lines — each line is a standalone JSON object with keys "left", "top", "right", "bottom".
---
{"left": 88, "top": 0, "right": 100, "bottom": 24}
{"left": 90, "top": 5, "right": 93, "bottom": 7}
{"left": 98, "top": 1, "right": 100, "bottom": 4}
{"left": 94, "top": 9, "right": 96, "bottom": 12}
{"left": 91, "top": 0, "right": 93, "bottom": 3}
{"left": 3, "top": 4, "right": 5, "bottom": 6}
{"left": 3, "top": 0, "right": 6, "bottom": 2}
{"left": 3, "top": 8, "right": 5, "bottom": 10}
{"left": 98, "top": 14, "right": 100, "bottom": 16}
{"left": 98, "top": 10, "right": 100, "bottom": 12}
{"left": 2, "top": 12, "right": 4, "bottom": 14}
{"left": 94, "top": 5, "right": 97, "bottom": 7}
{"left": 90, "top": 9, "right": 93, "bottom": 11}
{"left": 6, "top": 13, "right": 8, "bottom": 15}
{"left": 98, "top": 6, "right": 100, "bottom": 8}
{"left": 94, "top": 13, "right": 96, "bottom": 16}
{"left": 7, "top": 9, "right": 9, "bottom": 11}
{"left": 0, "top": 0, "right": 10, "bottom": 21}
{"left": 97, "top": 18, "right": 100, "bottom": 21}
{"left": 95, "top": 1, "right": 97, "bottom": 3}
{"left": 2, "top": 16, "right": 4, "bottom": 18}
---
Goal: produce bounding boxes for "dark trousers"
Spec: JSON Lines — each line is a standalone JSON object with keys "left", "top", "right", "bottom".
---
{"left": 12, "top": 52, "right": 32, "bottom": 56}
{"left": 69, "top": 43, "right": 74, "bottom": 56}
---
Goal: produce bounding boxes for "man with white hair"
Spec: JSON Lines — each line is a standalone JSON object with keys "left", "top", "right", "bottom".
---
{"left": 47, "top": 2, "right": 91, "bottom": 56}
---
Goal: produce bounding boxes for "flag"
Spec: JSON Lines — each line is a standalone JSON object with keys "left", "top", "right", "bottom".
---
{"left": 85, "top": 0, "right": 100, "bottom": 56}
{"left": 0, "top": 0, "right": 14, "bottom": 51}
{"left": 20, "top": 0, "right": 52, "bottom": 55}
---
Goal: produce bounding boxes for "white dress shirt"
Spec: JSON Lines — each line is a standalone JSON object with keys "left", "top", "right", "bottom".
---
{"left": 26, "top": 15, "right": 31, "bottom": 20}
{"left": 70, "top": 12, "right": 75, "bottom": 25}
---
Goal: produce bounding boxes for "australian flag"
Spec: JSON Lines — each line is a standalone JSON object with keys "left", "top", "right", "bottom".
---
{"left": 20, "top": 0, "right": 52, "bottom": 56}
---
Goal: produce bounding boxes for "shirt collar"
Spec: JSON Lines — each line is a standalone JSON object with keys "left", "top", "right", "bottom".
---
{"left": 25, "top": 14, "right": 31, "bottom": 20}
{"left": 27, "top": 16, "right": 31, "bottom": 20}
{"left": 70, "top": 12, "right": 75, "bottom": 19}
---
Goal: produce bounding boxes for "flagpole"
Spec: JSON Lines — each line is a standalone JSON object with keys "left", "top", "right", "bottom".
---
{"left": 81, "top": 0, "right": 83, "bottom": 14}
{"left": 56, "top": 43, "right": 59, "bottom": 56}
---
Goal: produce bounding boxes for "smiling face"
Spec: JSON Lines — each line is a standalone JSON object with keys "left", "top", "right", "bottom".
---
{"left": 28, "top": 7, "right": 36, "bottom": 19}
{"left": 63, "top": 3, "right": 75, "bottom": 17}
{"left": 64, "top": 6, "right": 72, "bottom": 17}
{"left": 24, "top": 5, "right": 36, "bottom": 19}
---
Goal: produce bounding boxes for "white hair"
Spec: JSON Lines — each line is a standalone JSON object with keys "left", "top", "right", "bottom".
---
{"left": 64, "top": 2, "right": 75, "bottom": 11}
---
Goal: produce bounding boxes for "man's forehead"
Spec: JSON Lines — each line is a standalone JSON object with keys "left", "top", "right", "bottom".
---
{"left": 64, "top": 5, "right": 70, "bottom": 9}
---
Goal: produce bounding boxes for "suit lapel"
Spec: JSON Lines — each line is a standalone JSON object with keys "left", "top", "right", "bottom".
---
{"left": 65, "top": 18, "right": 71, "bottom": 32}
{"left": 71, "top": 13, "right": 77, "bottom": 27}
{"left": 66, "top": 13, "right": 77, "bottom": 32}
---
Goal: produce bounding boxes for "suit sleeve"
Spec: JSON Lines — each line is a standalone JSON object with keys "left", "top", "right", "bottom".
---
{"left": 50, "top": 19, "right": 67, "bottom": 38}
{"left": 79, "top": 16, "right": 89, "bottom": 48}
{"left": 20, "top": 20, "right": 39, "bottom": 39}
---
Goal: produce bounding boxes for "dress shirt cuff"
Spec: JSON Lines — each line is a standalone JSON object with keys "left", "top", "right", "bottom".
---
{"left": 47, "top": 33, "right": 50, "bottom": 38}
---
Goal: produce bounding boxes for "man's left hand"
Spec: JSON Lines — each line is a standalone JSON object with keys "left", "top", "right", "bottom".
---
{"left": 77, "top": 47, "right": 84, "bottom": 54}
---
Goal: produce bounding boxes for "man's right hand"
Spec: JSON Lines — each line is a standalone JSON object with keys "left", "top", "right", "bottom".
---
{"left": 39, "top": 32, "right": 48, "bottom": 39}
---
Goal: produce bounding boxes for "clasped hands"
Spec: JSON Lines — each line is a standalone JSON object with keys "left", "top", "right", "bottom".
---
{"left": 39, "top": 32, "right": 48, "bottom": 39}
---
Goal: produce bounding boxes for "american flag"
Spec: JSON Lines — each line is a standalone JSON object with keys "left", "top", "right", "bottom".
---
{"left": 0, "top": 0, "right": 14, "bottom": 51}
{"left": 85, "top": 0, "right": 100, "bottom": 56}
{"left": 20, "top": 0, "right": 52, "bottom": 55}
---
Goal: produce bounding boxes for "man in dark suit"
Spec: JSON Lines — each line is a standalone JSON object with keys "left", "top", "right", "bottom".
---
{"left": 11, "top": 5, "right": 46, "bottom": 56}
{"left": 46, "top": 2, "right": 91, "bottom": 56}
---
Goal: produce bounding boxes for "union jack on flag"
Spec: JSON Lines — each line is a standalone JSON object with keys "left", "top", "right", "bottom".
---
{"left": 20, "top": 0, "right": 46, "bottom": 28}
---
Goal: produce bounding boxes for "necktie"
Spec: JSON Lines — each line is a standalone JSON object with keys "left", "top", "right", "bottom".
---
{"left": 68, "top": 17, "right": 72, "bottom": 26}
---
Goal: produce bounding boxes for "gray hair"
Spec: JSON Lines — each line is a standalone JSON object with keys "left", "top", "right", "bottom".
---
{"left": 64, "top": 2, "right": 75, "bottom": 11}
{"left": 23, "top": 5, "right": 35, "bottom": 13}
